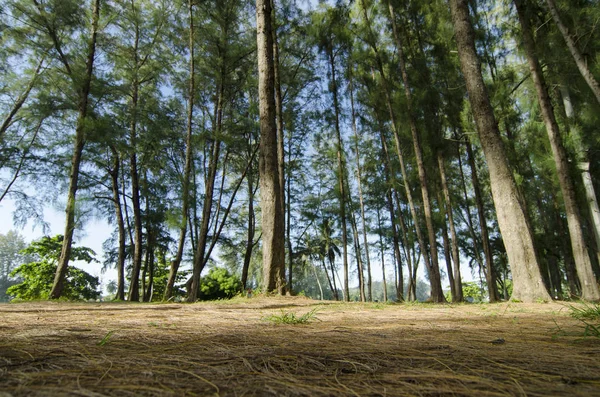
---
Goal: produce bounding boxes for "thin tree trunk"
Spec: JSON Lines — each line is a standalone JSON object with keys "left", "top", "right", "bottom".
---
{"left": 50, "top": 0, "right": 101, "bottom": 299}
{"left": 377, "top": 207, "right": 388, "bottom": 303}
{"left": 271, "top": 0, "right": 286, "bottom": 291}
{"left": 438, "top": 152, "right": 463, "bottom": 302}
{"left": 165, "top": 0, "right": 195, "bottom": 301}
{"left": 0, "top": 57, "right": 45, "bottom": 140}
{"left": 544, "top": 0, "right": 600, "bottom": 105}
{"left": 127, "top": 79, "right": 143, "bottom": 302}
{"left": 242, "top": 164, "right": 256, "bottom": 290}
{"left": 449, "top": 0, "right": 550, "bottom": 302}
{"left": 349, "top": 67, "right": 372, "bottom": 301}
{"left": 109, "top": 146, "right": 126, "bottom": 301}
{"left": 465, "top": 140, "right": 500, "bottom": 302}
{"left": 558, "top": 85, "right": 600, "bottom": 268}
{"left": 377, "top": 122, "right": 404, "bottom": 302}
{"left": 326, "top": 48, "right": 350, "bottom": 302}
{"left": 188, "top": 101, "right": 222, "bottom": 301}
{"left": 385, "top": 0, "right": 444, "bottom": 303}
{"left": 256, "top": 0, "right": 285, "bottom": 294}
{"left": 322, "top": 258, "right": 335, "bottom": 300}
{"left": 515, "top": 0, "right": 599, "bottom": 301}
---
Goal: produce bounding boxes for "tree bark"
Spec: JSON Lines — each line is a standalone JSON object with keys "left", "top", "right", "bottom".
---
{"left": 188, "top": 94, "right": 222, "bottom": 302}
{"left": 50, "top": 0, "right": 101, "bottom": 299}
{"left": 349, "top": 71, "right": 373, "bottom": 301}
{"left": 438, "top": 152, "right": 463, "bottom": 302}
{"left": 544, "top": 0, "right": 600, "bottom": 105}
{"left": 386, "top": 0, "right": 444, "bottom": 302}
{"left": 377, "top": 207, "right": 388, "bottom": 303}
{"left": 164, "top": 0, "right": 195, "bottom": 301}
{"left": 271, "top": 0, "right": 287, "bottom": 291}
{"left": 515, "top": 0, "right": 599, "bottom": 301}
{"left": 558, "top": 85, "right": 600, "bottom": 269}
{"left": 109, "top": 146, "right": 126, "bottom": 301}
{"left": 256, "top": 0, "right": 285, "bottom": 293}
{"left": 0, "top": 57, "right": 45, "bottom": 141}
{"left": 449, "top": 0, "right": 550, "bottom": 302}
{"left": 326, "top": 47, "right": 350, "bottom": 302}
{"left": 465, "top": 140, "right": 500, "bottom": 302}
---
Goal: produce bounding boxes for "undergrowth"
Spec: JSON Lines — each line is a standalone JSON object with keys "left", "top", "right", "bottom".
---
{"left": 263, "top": 308, "right": 320, "bottom": 325}
{"left": 569, "top": 303, "right": 600, "bottom": 337}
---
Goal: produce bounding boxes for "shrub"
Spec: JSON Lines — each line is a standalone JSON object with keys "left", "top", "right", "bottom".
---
{"left": 198, "top": 268, "right": 242, "bottom": 300}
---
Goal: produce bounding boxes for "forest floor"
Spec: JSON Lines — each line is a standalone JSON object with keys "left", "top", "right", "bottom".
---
{"left": 1, "top": 296, "right": 599, "bottom": 396}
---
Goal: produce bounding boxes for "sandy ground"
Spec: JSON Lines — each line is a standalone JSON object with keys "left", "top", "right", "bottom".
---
{"left": 0, "top": 297, "right": 599, "bottom": 396}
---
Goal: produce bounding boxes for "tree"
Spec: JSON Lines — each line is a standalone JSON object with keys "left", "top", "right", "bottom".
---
{"left": 256, "top": 0, "right": 285, "bottom": 293}
{"left": 514, "top": 0, "right": 599, "bottom": 301}
{"left": 7, "top": 235, "right": 99, "bottom": 301}
{"left": 48, "top": 0, "right": 102, "bottom": 299}
{"left": 448, "top": 0, "right": 551, "bottom": 302}
{"left": 0, "top": 230, "right": 30, "bottom": 301}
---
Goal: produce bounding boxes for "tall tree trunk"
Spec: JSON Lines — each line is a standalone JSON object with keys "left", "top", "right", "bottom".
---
{"left": 515, "top": 0, "right": 599, "bottom": 301}
{"left": 242, "top": 163, "right": 256, "bottom": 290}
{"left": 438, "top": 152, "right": 463, "bottom": 302}
{"left": 350, "top": 76, "right": 373, "bottom": 300}
{"left": 109, "top": 146, "right": 126, "bottom": 301}
{"left": 127, "top": 80, "right": 143, "bottom": 302}
{"left": 0, "top": 57, "right": 45, "bottom": 141}
{"left": 50, "top": 0, "right": 101, "bottom": 299}
{"left": 385, "top": 0, "right": 444, "bottom": 303}
{"left": 322, "top": 258, "right": 335, "bottom": 300}
{"left": 256, "top": 0, "right": 285, "bottom": 293}
{"left": 449, "top": 0, "right": 550, "bottom": 302}
{"left": 188, "top": 93, "right": 222, "bottom": 301}
{"left": 558, "top": 85, "right": 600, "bottom": 268}
{"left": 348, "top": 197, "right": 366, "bottom": 302}
{"left": 377, "top": 122, "right": 404, "bottom": 302}
{"left": 271, "top": 0, "right": 286, "bottom": 291}
{"left": 327, "top": 47, "right": 350, "bottom": 302}
{"left": 377, "top": 207, "right": 388, "bottom": 303}
{"left": 465, "top": 140, "right": 500, "bottom": 302}
{"left": 544, "top": 0, "right": 600, "bottom": 105}
{"left": 165, "top": 0, "right": 195, "bottom": 301}
{"left": 366, "top": 24, "right": 434, "bottom": 303}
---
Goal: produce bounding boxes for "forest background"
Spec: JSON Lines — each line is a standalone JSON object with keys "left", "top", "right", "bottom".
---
{"left": 0, "top": 0, "right": 599, "bottom": 304}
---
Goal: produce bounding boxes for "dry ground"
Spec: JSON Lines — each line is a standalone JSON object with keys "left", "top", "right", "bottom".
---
{"left": 0, "top": 297, "right": 599, "bottom": 396}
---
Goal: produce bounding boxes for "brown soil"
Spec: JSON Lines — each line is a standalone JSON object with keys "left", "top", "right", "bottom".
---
{"left": 0, "top": 297, "right": 599, "bottom": 396}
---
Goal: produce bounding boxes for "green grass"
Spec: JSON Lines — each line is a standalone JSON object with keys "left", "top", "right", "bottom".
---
{"left": 263, "top": 308, "right": 320, "bottom": 325}
{"left": 569, "top": 303, "right": 600, "bottom": 338}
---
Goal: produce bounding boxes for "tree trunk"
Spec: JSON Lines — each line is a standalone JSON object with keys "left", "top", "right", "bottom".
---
{"left": 449, "top": 0, "right": 550, "bottom": 302}
{"left": 465, "top": 140, "right": 500, "bottom": 302}
{"left": 385, "top": 0, "right": 444, "bottom": 303}
{"left": 242, "top": 164, "right": 256, "bottom": 290}
{"left": 377, "top": 207, "right": 388, "bottom": 303}
{"left": 438, "top": 152, "right": 463, "bottom": 302}
{"left": 350, "top": 74, "right": 373, "bottom": 301}
{"left": 188, "top": 105, "right": 221, "bottom": 302}
{"left": 50, "top": 0, "right": 101, "bottom": 299}
{"left": 544, "top": 0, "right": 600, "bottom": 105}
{"left": 558, "top": 85, "right": 600, "bottom": 268}
{"left": 127, "top": 78, "right": 143, "bottom": 302}
{"left": 0, "top": 57, "right": 45, "bottom": 141}
{"left": 515, "top": 0, "right": 600, "bottom": 301}
{"left": 165, "top": 0, "right": 195, "bottom": 301}
{"left": 256, "top": 0, "right": 285, "bottom": 293}
{"left": 271, "top": 0, "right": 286, "bottom": 291}
{"left": 109, "top": 146, "right": 126, "bottom": 301}
{"left": 326, "top": 47, "right": 350, "bottom": 302}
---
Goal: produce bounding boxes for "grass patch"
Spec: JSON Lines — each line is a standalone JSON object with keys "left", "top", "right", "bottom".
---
{"left": 263, "top": 308, "right": 320, "bottom": 325}
{"left": 569, "top": 303, "right": 600, "bottom": 338}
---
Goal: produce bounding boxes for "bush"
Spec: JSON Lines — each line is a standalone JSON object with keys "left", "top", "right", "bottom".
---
{"left": 198, "top": 268, "right": 242, "bottom": 300}
{"left": 6, "top": 235, "right": 100, "bottom": 301}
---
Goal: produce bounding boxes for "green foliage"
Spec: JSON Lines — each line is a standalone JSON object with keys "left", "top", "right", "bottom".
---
{"left": 263, "top": 308, "right": 320, "bottom": 325}
{"left": 6, "top": 235, "right": 100, "bottom": 301}
{"left": 569, "top": 303, "right": 600, "bottom": 338}
{"left": 0, "top": 230, "right": 31, "bottom": 302}
{"left": 198, "top": 267, "right": 242, "bottom": 301}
